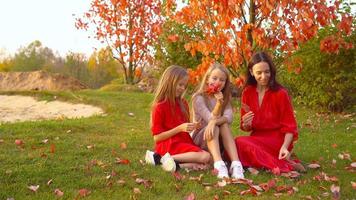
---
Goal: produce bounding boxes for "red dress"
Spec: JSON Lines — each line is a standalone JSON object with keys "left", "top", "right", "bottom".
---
{"left": 151, "top": 99, "right": 202, "bottom": 156}
{"left": 235, "top": 85, "right": 299, "bottom": 172}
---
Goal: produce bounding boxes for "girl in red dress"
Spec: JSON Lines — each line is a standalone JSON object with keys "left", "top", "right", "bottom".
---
{"left": 192, "top": 63, "right": 244, "bottom": 179}
{"left": 235, "top": 52, "right": 305, "bottom": 174}
{"left": 145, "top": 65, "right": 211, "bottom": 172}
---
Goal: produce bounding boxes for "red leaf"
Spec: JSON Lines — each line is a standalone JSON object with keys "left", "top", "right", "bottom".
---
{"left": 50, "top": 144, "right": 56, "bottom": 154}
{"left": 54, "top": 189, "right": 64, "bottom": 197}
{"left": 15, "top": 139, "right": 24, "bottom": 146}
{"left": 206, "top": 83, "right": 221, "bottom": 95}
{"left": 115, "top": 157, "right": 130, "bottom": 165}
{"left": 120, "top": 142, "right": 127, "bottom": 150}
{"left": 184, "top": 192, "right": 195, "bottom": 200}
{"left": 351, "top": 181, "right": 356, "bottom": 190}
{"left": 78, "top": 188, "right": 91, "bottom": 197}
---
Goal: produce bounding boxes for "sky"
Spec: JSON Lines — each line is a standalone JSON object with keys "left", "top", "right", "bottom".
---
{"left": 0, "top": 0, "right": 104, "bottom": 58}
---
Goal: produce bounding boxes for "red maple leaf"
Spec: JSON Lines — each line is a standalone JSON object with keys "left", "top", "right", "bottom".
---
{"left": 206, "top": 83, "right": 221, "bottom": 95}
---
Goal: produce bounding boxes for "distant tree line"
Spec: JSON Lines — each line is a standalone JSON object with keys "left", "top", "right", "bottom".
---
{"left": 0, "top": 40, "right": 121, "bottom": 89}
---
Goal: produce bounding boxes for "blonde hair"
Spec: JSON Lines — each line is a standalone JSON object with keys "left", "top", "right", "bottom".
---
{"left": 152, "top": 65, "right": 189, "bottom": 119}
{"left": 192, "top": 62, "right": 232, "bottom": 114}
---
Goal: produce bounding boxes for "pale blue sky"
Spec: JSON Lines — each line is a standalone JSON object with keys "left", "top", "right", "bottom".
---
{"left": 0, "top": 0, "right": 103, "bottom": 58}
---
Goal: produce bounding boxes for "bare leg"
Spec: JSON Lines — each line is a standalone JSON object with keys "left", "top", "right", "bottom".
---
{"left": 171, "top": 151, "right": 211, "bottom": 164}
{"left": 220, "top": 123, "right": 240, "bottom": 161}
{"left": 206, "top": 126, "right": 223, "bottom": 162}
{"left": 179, "top": 163, "right": 210, "bottom": 170}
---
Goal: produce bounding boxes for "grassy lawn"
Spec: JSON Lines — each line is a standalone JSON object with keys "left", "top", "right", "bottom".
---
{"left": 0, "top": 90, "right": 355, "bottom": 200}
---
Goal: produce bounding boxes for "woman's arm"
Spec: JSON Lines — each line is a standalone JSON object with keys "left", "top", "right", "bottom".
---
{"left": 278, "top": 133, "right": 293, "bottom": 159}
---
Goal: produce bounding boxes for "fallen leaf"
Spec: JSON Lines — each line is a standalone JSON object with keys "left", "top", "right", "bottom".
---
{"left": 0, "top": 139, "right": 4, "bottom": 143}
{"left": 28, "top": 185, "right": 39, "bottom": 192}
{"left": 115, "top": 157, "right": 130, "bottom": 165}
{"left": 307, "top": 163, "right": 321, "bottom": 169}
{"left": 78, "top": 188, "right": 91, "bottom": 197}
{"left": 86, "top": 145, "right": 94, "bottom": 149}
{"left": 174, "top": 183, "right": 182, "bottom": 191}
{"left": 133, "top": 188, "right": 141, "bottom": 194}
{"left": 42, "top": 139, "right": 49, "bottom": 144}
{"left": 172, "top": 171, "right": 183, "bottom": 181}
{"left": 351, "top": 181, "right": 356, "bottom": 190}
{"left": 330, "top": 184, "right": 340, "bottom": 200}
{"left": 273, "top": 193, "right": 283, "bottom": 198}
{"left": 272, "top": 167, "right": 280, "bottom": 175}
{"left": 66, "top": 130, "right": 72, "bottom": 133}
{"left": 135, "top": 178, "right": 152, "bottom": 189}
{"left": 217, "top": 180, "right": 227, "bottom": 187}
{"left": 321, "top": 192, "right": 330, "bottom": 197}
{"left": 350, "top": 162, "right": 356, "bottom": 168}
{"left": 184, "top": 192, "right": 195, "bottom": 200}
{"left": 50, "top": 144, "right": 56, "bottom": 154}
{"left": 338, "top": 153, "right": 351, "bottom": 160}
{"left": 54, "top": 188, "right": 64, "bottom": 197}
{"left": 117, "top": 179, "right": 126, "bottom": 185}
{"left": 120, "top": 142, "right": 127, "bottom": 150}
{"left": 223, "top": 190, "right": 231, "bottom": 195}
{"left": 15, "top": 139, "right": 24, "bottom": 146}
{"left": 47, "top": 179, "right": 53, "bottom": 185}
{"left": 331, "top": 143, "right": 338, "bottom": 148}
{"left": 128, "top": 112, "right": 135, "bottom": 117}
{"left": 247, "top": 167, "right": 259, "bottom": 175}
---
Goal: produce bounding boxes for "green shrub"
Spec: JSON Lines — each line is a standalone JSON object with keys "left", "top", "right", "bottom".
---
{"left": 278, "top": 28, "right": 356, "bottom": 112}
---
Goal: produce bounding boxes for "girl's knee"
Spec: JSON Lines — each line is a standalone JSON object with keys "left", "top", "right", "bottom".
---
{"left": 201, "top": 151, "right": 211, "bottom": 163}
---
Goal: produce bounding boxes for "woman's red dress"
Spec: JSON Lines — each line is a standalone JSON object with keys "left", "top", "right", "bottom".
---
{"left": 235, "top": 86, "right": 299, "bottom": 172}
{"left": 151, "top": 99, "right": 201, "bottom": 156}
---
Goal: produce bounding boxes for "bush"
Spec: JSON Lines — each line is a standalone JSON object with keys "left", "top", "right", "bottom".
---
{"left": 278, "top": 28, "right": 355, "bottom": 112}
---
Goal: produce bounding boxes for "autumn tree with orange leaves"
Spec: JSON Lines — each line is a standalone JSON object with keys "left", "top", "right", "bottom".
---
{"left": 168, "top": 0, "right": 354, "bottom": 86}
{"left": 76, "top": 0, "right": 163, "bottom": 84}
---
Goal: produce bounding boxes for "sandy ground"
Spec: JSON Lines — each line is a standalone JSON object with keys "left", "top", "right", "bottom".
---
{"left": 0, "top": 95, "right": 104, "bottom": 124}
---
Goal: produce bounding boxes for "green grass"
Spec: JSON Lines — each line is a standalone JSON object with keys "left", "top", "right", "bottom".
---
{"left": 0, "top": 90, "right": 355, "bottom": 199}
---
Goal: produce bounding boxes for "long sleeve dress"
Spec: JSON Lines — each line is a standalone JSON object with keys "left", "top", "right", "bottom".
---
{"left": 151, "top": 99, "right": 202, "bottom": 156}
{"left": 191, "top": 95, "right": 233, "bottom": 151}
{"left": 234, "top": 85, "right": 299, "bottom": 172}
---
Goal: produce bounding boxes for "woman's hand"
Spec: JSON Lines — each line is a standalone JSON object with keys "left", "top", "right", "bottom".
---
{"left": 204, "top": 120, "right": 216, "bottom": 141}
{"left": 179, "top": 123, "right": 197, "bottom": 132}
{"left": 242, "top": 111, "right": 254, "bottom": 130}
{"left": 278, "top": 145, "right": 290, "bottom": 160}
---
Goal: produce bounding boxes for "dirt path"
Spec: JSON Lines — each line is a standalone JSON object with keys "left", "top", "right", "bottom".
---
{"left": 0, "top": 95, "right": 104, "bottom": 124}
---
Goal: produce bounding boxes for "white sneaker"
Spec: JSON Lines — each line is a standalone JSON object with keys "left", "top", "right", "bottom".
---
{"left": 230, "top": 161, "right": 244, "bottom": 179}
{"left": 161, "top": 153, "right": 176, "bottom": 172}
{"left": 214, "top": 161, "right": 229, "bottom": 179}
{"left": 145, "top": 150, "right": 156, "bottom": 165}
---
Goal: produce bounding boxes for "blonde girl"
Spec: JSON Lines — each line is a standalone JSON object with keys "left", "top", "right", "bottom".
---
{"left": 145, "top": 65, "right": 211, "bottom": 172}
{"left": 192, "top": 63, "right": 244, "bottom": 179}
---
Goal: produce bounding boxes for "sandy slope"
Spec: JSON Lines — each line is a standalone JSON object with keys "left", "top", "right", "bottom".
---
{"left": 0, "top": 95, "right": 104, "bottom": 123}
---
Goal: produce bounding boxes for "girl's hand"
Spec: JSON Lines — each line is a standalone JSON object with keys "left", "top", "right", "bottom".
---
{"left": 278, "top": 145, "right": 290, "bottom": 160}
{"left": 242, "top": 111, "right": 254, "bottom": 129}
{"left": 214, "top": 92, "right": 224, "bottom": 103}
{"left": 204, "top": 120, "right": 216, "bottom": 141}
{"left": 179, "top": 123, "right": 197, "bottom": 132}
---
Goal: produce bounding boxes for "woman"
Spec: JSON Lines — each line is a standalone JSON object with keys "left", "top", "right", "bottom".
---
{"left": 235, "top": 52, "right": 305, "bottom": 174}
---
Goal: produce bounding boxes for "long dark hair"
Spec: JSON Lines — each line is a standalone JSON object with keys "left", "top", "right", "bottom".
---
{"left": 244, "top": 51, "right": 281, "bottom": 91}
